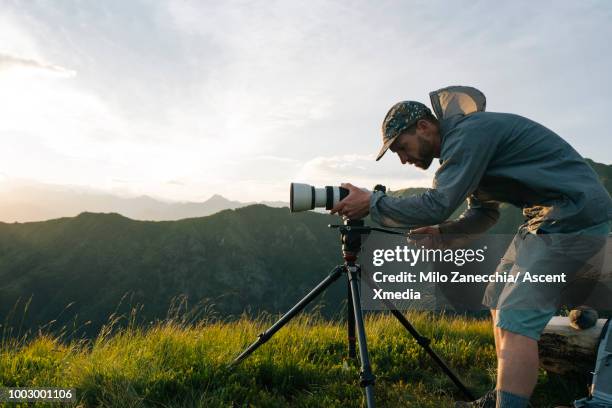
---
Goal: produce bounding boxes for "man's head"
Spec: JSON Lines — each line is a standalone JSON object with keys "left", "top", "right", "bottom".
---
{"left": 376, "top": 101, "right": 440, "bottom": 169}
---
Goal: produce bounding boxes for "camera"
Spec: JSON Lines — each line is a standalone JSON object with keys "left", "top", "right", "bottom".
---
{"left": 290, "top": 183, "right": 349, "bottom": 212}
{"left": 290, "top": 183, "right": 386, "bottom": 213}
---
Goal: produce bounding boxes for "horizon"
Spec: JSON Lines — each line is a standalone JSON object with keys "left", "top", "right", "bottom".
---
{"left": 2, "top": 1, "right": 612, "bottom": 213}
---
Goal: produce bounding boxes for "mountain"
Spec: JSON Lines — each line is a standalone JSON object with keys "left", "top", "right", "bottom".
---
{"left": 586, "top": 158, "right": 612, "bottom": 193}
{"left": 0, "top": 183, "right": 288, "bottom": 222}
{"left": 0, "top": 206, "right": 344, "bottom": 336}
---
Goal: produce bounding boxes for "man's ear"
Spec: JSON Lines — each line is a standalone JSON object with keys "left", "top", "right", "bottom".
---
{"left": 417, "top": 119, "right": 430, "bottom": 130}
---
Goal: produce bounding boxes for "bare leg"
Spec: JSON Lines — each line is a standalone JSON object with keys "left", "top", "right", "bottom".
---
{"left": 491, "top": 309, "right": 500, "bottom": 358}
{"left": 496, "top": 329, "right": 539, "bottom": 397}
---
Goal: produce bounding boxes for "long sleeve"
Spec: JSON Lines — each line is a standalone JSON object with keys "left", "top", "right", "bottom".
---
{"left": 438, "top": 195, "right": 500, "bottom": 234}
{"left": 369, "top": 117, "right": 500, "bottom": 229}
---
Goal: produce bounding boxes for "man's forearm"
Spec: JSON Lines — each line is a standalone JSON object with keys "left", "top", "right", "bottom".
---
{"left": 438, "top": 206, "right": 500, "bottom": 235}
{"left": 369, "top": 190, "right": 453, "bottom": 229}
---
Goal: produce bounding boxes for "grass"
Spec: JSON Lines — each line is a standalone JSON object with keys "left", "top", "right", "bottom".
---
{"left": 0, "top": 311, "right": 585, "bottom": 407}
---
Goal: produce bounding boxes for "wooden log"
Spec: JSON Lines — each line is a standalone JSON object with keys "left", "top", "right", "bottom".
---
{"left": 539, "top": 316, "right": 607, "bottom": 375}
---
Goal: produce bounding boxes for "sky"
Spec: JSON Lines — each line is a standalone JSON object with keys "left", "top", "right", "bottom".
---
{"left": 1, "top": 0, "right": 611, "bottom": 203}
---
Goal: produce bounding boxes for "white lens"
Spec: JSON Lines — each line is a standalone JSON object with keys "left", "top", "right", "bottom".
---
{"left": 290, "top": 183, "right": 347, "bottom": 212}
{"left": 290, "top": 183, "right": 313, "bottom": 212}
{"left": 332, "top": 186, "right": 340, "bottom": 209}
{"left": 313, "top": 188, "right": 326, "bottom": 207}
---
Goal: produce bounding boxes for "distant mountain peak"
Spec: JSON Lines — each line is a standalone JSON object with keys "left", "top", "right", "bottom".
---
{"left": 202, "top": 194, "right": 243, "bottom": 210}
{"left": 205, "top": 194, "right": 231, "bottom": 202}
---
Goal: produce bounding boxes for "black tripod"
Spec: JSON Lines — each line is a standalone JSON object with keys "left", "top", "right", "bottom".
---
{"left": 231, "top": 219, "right": 475, "bottom": 407}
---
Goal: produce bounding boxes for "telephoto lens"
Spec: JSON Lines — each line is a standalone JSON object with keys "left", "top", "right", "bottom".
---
{"left": 290, "top": 183, "right": 349, "bottom": 212}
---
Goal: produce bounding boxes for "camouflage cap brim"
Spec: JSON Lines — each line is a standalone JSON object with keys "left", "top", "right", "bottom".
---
{"left": 375, "top": 133, "right": 400, "bottom": 161}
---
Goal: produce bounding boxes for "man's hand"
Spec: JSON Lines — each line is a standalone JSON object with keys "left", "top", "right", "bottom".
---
{"left": 409, "top": 225, "right": 443, "bottom": 249}
{"left": 330, "top": 183, "right": 372, "bottom": 219}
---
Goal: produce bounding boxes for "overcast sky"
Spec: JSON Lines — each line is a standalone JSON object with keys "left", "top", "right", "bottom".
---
{"left": 1, "top": 1, "right": 611, "bottom": 202}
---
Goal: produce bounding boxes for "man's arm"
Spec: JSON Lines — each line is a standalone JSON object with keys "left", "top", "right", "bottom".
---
{"left": 369, "top": 119, "right": 500, "bottom": 229}
{"left": 438, "top": 195, "right": 500, "bottom": 235}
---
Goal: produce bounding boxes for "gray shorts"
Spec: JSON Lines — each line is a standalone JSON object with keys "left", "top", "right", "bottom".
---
{"left": 483, "top": 222, "right": 610, "bottom": 340}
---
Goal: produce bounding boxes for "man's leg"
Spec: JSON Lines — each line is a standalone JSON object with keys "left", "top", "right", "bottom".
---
{"left": 496, "top": 328, "right": 539, "bottom": 397}
{"left": 489, "top": 310, "right": 538, "bottom": 406}
{"left": 492, "top": 308, "right": 555, "bottom": 408}
{"left": 491, "top": 309, "right": 500, "bottom": 358}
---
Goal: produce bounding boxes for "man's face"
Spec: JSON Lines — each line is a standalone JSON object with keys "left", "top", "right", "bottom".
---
{"left": 388, "top": 122, "right": 436, "bottom": 170}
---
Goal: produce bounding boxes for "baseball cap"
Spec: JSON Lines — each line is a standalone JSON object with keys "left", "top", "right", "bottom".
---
{"left": 376, "top": 101, "right": 432, "bottom": 161}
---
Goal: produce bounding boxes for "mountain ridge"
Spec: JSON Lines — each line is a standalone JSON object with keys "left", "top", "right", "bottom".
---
{"left": 0, "top": 205, "right": 344, "bottom": 336}
{"left": 0, "top": 183, "right": 288, "bottom": 223}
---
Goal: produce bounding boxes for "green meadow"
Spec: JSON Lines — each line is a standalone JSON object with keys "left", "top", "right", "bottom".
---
{"left": 0, "top": 312, "right": 583, "bottom": 407}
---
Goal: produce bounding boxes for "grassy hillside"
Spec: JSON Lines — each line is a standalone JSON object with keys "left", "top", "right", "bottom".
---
{"left": 0, "top": 312, "right": 583, "bottom": 408}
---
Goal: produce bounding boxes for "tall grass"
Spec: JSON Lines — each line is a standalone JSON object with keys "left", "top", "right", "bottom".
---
{"left": 0, "top": 309, "right": 583, "bottom": 407}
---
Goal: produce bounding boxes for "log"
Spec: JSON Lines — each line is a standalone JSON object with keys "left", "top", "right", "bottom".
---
{"left": 539, "top": 316, "right": 607, "bottom": 375}
{"left": 539, "top": 238, "right": 612, "bottom": 374}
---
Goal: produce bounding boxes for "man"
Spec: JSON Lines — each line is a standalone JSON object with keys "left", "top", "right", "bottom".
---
{"left": 331, "top": 95, "right": 612, "bottom": 408}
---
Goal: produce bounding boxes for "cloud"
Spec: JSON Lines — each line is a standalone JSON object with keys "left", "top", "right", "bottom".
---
{"left": 0, "top": 53, "right": 76, "bottom": 78}
{"left": 165, "top": 180, "right": 185, "bottom": 186}
{"left": 161, "top": 0, "right": 375, "bottom": 147}
{"left": 250, "top": 155, "right": 300, "bottom": 164}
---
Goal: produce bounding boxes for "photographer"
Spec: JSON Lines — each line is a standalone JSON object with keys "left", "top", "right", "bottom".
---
{"left": 331, "top": 92, "right": 612, "bottom": 408}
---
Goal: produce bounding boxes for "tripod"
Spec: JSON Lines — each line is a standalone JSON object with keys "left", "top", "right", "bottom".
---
{"left": 231, "top": 219, "right": 475, "bottom": 407}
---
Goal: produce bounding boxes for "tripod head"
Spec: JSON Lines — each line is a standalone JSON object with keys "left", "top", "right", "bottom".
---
{"left": 328, "top": 219, "right": 406, "bottom": 264}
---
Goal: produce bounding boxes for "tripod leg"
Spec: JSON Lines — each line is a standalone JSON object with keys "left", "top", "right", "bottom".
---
{"left": 347, "top": 265, "right": 376, "bottom": 408}
{"left": 347, "top": 280, "right": 357, "bottom": 359}
{"left": 362, "top": 274, "right": 475, "bottom": 401}
{"left": 231, "top": 265, "right": 344, "bottom": 366}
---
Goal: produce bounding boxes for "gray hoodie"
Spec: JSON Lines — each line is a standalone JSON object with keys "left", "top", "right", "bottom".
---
{"left": 369, "top": 111, "right": 612, "bottom": 234}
